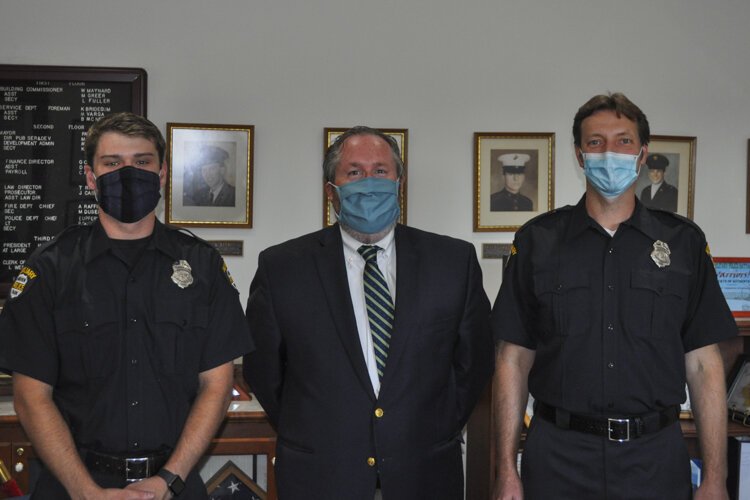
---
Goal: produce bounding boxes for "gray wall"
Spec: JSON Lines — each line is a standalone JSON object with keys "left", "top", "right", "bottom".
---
{"left": 2, "top": 0, "right": 749, "bottom": 301}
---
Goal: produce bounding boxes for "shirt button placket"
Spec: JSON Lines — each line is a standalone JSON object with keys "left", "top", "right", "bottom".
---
{"left": 602, "top": 242, "right": 618, "bottom": 407}
{"left": 126, "top": 273, "right": 142, "bottom": 451}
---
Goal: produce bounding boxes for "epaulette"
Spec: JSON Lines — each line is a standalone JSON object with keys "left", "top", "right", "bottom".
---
{"left": 647, "top": 207, "right": 707, "bottom": 240}
{"left": 514, "top": 204, "right": 576, "bottom": 236}
{"left": 30, "top": 224, "right": 90, "bottom": 255}
{"left": 163, "top": 223, "right": 216, "bottom": 250}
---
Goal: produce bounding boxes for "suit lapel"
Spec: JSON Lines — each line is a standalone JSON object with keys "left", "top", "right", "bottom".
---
{"left": 380, "top": 225, "right": 420, "bottom": 390}
{"left": 314, "top": 226, "right": 376, "bottom": 400}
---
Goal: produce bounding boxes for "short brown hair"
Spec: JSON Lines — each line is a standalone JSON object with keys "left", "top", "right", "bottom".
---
{"left": 572, "top": 93, "right": 650, "bottom": 147}
{"left": 84, "top": 112, "right": 166, "bottom": 166}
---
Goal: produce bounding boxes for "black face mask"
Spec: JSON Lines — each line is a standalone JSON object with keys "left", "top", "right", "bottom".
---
{"left": 95, "top": 166, "right": 161, "bottom": 223}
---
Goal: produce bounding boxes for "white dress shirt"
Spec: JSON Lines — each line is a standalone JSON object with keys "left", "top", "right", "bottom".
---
{"left": 340, "top": 227, "right": 396, "bottom": 396}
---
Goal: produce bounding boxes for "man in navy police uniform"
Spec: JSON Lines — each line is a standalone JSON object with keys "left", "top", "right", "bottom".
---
{"left": 492, "top": 93, "right": 736, "bottom": 500}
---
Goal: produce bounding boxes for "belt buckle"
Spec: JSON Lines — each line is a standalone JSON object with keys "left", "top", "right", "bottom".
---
{"left": 608, "top": 418, "right": 630, "bottom": 442}
{"left": 124, "top": 457, "right": 149, "bottom": 482}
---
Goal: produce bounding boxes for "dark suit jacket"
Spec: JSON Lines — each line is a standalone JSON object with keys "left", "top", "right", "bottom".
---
{"left": 640, "top": 182, "right": 678, "bottom": 212}
{"left": 244, "top": 224, "right": 493, "bottom": 500}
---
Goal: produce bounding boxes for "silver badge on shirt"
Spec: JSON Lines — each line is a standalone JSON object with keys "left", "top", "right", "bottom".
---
{"left": 651, "top": 240, "right": 671, "bottom": 268}
{"left": 171, "top": 260, "right": 194, "bottom": 288}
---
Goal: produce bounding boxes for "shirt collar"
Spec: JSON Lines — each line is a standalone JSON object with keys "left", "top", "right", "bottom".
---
{"left": 340, "top": 226, "right": 396, "bottom": 260}
{"left": 564, "top": 195, "right": 599, "bottom": 242}
{"left": 565, "top": 194, "right": 662, "bottom": 242}
{"left": 620, "top": 198, "right": 661, "bottom": 241}
{"left": 84, "top": 219, "right": 180, "bottom": 263}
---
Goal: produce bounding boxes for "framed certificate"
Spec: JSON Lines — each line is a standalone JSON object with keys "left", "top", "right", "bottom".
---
{"left": 713, "top": 257, "right": 750, "bottom": 317}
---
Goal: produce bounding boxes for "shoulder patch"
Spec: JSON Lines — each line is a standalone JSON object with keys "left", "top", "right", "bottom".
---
{"left": 10, "top": 266, "right": 38, "bottom": 299}
{"left": 221, "top": 259, "right": 238, "bottom": 290}
{"left": 705, "top": 243, "right": 711, "bottom": 257}
{"left": 505, "top": 243, "right": 517, "bottom": 268}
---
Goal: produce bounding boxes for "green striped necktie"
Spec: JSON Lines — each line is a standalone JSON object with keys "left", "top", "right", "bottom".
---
{"left": 358, "top": 245, "right": 394, "bottom": 381}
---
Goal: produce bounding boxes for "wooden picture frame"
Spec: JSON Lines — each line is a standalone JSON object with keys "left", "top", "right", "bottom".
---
{"left": 636, "top": 135, "right": 696, "bottom": 219}
{"left": 473, "top": 132, "right": 555, "bottom": 232}
{"left": 713, "top": 257, "right": 750, "bottom": 318}
{"left": 165, "top": 123, "right": 253, "bottom": 228}
{"left": 205, "top": 460, "right": 267, "bottom": 499}
{"left": 322, "top": 127, "right": 408, "bottom": 227}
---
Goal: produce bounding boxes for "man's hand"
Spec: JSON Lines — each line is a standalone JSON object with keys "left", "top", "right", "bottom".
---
{"left": 125, "top": 476, "right": 171, "bottom": 500}
{"left": 82, "top": 487, "right": 155, "bottom": 500}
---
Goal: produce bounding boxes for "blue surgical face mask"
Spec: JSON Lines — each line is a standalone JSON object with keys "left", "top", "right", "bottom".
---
{"left": 581, "top": 149, "right": 643, "bottom": 198}
{"left": 330, "top": 177, "right": 400, "bottom": 234}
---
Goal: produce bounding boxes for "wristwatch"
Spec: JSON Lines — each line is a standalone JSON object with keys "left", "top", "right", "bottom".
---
{"left": 156, "top": 468, "right": 185, "bottom": 496}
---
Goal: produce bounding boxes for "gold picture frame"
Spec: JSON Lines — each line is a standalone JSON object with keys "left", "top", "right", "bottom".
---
{"left": 474, "top": 132, "right": 555, "bottom": 232}
{"left": 165, "top": 123, "right": 254, "bottom": 228}
{"left": 322, "top": 127, "right": 408, "bottom": 227}
{"left": 636, "top": 135, "right": 696, "bottom": 219}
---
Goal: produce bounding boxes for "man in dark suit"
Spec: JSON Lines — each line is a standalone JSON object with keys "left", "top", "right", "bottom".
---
{"left": 640, "top": 153, "right": 678, "bottom": 212}
{"left": 244, "top": 126, "right": 493, "bottom": 500}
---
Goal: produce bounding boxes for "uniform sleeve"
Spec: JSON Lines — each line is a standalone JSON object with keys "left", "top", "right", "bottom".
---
{"left": 491, "top": 236, "right": 537, "bottom": 350}
{"left": 198, "top": 253, "right": 254, "bottom": 372}
{"left": 681, "top": 241, "right": 738, "bottom": 352}
{"left": 0, "top": 258, "right": 60, "bottom": 385}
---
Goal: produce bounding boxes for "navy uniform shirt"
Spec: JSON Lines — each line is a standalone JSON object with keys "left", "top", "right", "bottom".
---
{"left": 0, "top": 220, "right": 252, "bottom": 454}
{"left": 492, "top": 195, "right": 737, "bottom": 415}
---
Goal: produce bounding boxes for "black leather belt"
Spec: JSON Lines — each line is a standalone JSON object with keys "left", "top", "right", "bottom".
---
{"left": 535, "top": 401, "right": 679, "bottom": 442}
{"left": 84, "top": 449, "right": 168, "bottom": 482}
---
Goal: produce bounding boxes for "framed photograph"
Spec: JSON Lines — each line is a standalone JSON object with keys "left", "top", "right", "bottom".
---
{"left": 713, "top": 257, "right": 750, "bottom": 317}
{"left": 473, "top": 132, "right": 555, "bottom": 232}
{"left": 205, "top": 460, "right": 267, "bottom": 499}
{"left": 165, "top": 123, "right": 253, "bottom": 228}
{"left": 728, "top": 355, "right": 750, "bottom": 425}
{"left": 323, "top": 128, "right": 408, "bottom": 227}
{"left": 635, "top": 135, "right": 696, "bottom": 219}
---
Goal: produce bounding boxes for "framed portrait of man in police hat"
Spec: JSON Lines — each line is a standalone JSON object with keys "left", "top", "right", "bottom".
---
{"left": 165, "top": 123, "right": 254, "bottom": 228}
{"left": 635, "top": 135, "right": 696, "bottom": 219}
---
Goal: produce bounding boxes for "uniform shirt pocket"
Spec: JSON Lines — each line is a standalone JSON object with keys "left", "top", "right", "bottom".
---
{"left": 533, "top": 269, "right": 591, "bottom": 337}
{"left": 152, "top": 301, "right": 209, "bottom": 374}
{"left": 54, "top": 303, "right": 118, "bottom": 380}
{"left": 625, "top": 269, "right": 689, "bottom": 339}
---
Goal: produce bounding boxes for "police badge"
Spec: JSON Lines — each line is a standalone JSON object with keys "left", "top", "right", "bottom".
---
{"left": 171, "top": 260, "right": 194, "bottom": 289}
{"left": 651, "top": 240, "right": 671, "bottom": 268}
